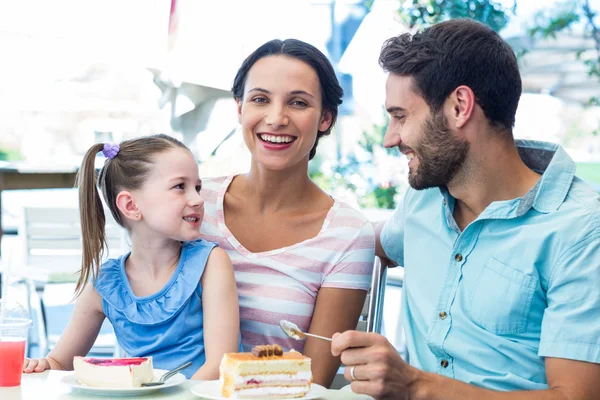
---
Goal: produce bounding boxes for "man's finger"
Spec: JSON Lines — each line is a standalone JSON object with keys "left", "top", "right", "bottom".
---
{"left": 331, "top": 330, "right": 380, "bottom": 356}
{"left": 340, "top": 346, "right": 376, "bottom": 367}
{"left": 350, "top": 380, "right": 388, "bottom": 399}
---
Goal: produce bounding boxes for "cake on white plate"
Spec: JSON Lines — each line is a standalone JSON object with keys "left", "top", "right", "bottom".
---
{"left": 220, "top": 345, "right": 312, "bottom": 399}
{"left": 73, "top": 356, "right": 154, "bottom": 388}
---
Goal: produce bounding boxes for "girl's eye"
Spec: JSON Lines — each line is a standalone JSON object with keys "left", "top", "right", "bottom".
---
{"left": 174, "top": 183, "right": 184, "bottom": 190}
{"left": 195, "top": 185, "right": 202, "bottom": 193}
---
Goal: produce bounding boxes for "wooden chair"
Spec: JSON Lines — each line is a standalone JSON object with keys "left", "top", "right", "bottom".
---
{"left": 330, "top": 256, "right": 388, "bottom": 389}
{"left": 20, "top": 206, "right": 128, "bottom": 357}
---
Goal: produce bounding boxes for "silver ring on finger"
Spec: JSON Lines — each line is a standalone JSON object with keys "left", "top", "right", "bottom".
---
{"left": 350, "top": 365, "right": 358, "bottom": 381}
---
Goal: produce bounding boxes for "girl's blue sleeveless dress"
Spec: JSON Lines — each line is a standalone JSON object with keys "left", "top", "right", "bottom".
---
{"left": 94, "top": 239, "right": 216, "bottom": 379}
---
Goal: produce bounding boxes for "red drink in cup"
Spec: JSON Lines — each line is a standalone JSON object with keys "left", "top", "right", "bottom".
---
{"left": 0, "top": 300, "right": 32, "bottom": 387}
{"left": 0, "top": 340, "right": 26, "bottom": 386}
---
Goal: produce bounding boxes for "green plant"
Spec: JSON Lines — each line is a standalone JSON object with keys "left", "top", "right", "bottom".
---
{"left": 311, "top": 113, "right": 407, "bottom": 209}
{"left": 0, "top": 146, "right": 22, "bottom": 161}
{"left": 527, "top": 0, "right": 600, "bottom": 132}
{"left": 397, "top": 0, "right": 516, "bottom": 32}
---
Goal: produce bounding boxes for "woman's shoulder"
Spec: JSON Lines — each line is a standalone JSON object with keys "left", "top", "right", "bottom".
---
{"left": 328, "top": 199, "right": 374, "bottom": 231}
{"left": 201, "top": 175, "right": 232, "bottom": 191}
{"left": 201, "top": 175, "right": 234, "bottom": 206}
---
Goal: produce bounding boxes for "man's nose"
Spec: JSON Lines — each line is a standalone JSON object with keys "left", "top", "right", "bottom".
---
{"left": 383, "top": 124, "right": 401, "bottom": 148}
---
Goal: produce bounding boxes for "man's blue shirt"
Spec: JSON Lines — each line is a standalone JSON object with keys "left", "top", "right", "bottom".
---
{"left": 381, "top": 140, "right": 600, "bottom": 391}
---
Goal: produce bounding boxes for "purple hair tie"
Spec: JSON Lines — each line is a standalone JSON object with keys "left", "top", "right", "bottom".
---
{"left": 102, "top": 143, "right": 120, "bottom": 159}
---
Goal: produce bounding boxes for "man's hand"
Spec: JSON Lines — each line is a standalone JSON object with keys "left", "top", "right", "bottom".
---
{"left": 331, "top": 330, "right": 422, "bottom": 400}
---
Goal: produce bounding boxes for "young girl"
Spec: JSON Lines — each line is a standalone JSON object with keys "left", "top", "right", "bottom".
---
{"left": 23, "top": 134, "right": 240, "bottom": 379}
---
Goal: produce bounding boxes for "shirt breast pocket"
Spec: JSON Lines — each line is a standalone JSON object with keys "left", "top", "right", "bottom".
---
{"left": 466, "top": 257, "right": 538, "bottom": 335}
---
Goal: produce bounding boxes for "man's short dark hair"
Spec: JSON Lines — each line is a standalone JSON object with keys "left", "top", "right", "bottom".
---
{"left": 379, "top": 18, "right": 522, "bottom": 133}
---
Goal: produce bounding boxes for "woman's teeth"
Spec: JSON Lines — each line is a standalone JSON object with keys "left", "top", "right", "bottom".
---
{"left": 183, "top": 217, "right": 198, "bottom": 222}
{"left": 259, "top": 134, "right": 294, "bottom": 144}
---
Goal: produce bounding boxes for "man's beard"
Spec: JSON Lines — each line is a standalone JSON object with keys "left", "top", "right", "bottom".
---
{"left": 408, "top": 110, "right": 470, "bottom": 190}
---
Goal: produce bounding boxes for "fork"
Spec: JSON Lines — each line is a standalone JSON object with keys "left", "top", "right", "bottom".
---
{"left": 141, "top": 361, "right": 192, "bottom": 387}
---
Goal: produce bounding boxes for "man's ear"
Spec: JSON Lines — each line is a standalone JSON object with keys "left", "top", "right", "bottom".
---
{"left": 318, "top": 110, "right": 333, "bottom": 133}
{"left": 115, "top": 191, "right": 140, "bottom": 221}
{"left": 447, "top": 85, "right": 475, "bottom": 129}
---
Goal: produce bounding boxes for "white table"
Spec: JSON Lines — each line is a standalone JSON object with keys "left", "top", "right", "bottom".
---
{"left": 1, "top": 371, "right": 373, "bottom": 400}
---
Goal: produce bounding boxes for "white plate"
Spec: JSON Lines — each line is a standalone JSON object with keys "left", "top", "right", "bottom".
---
{"left": 340, "top": 384, "right": 375, "bottom": 399}
{"left": 191, "top": 380, "right": 327, "bottom": 400}
{"left": 61, "top": 368, "right": 187, "bottom": 397}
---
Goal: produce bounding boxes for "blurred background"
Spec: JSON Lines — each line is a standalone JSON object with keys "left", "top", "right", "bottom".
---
{"left": 1, "top": 0, "right": 599, "bottom": 359}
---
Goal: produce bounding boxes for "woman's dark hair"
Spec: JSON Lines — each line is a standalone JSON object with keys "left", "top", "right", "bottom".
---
{"left": 74, "top": 133, "right": 189, "bottom": 297}
{"left": 379, "top": 19, "right": 522, "bottom": 133}
{"left": 232, "top": 39, "right": 343, "bottom": 160}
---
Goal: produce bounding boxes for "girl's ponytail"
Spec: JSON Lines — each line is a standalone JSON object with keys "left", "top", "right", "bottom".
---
{"left": 75, "top": 143, "right": 107, "bottom": 297}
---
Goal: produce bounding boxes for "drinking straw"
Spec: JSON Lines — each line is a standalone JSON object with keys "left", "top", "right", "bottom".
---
{"left": 0, "top": 246, "right": 13, "bottom": 333}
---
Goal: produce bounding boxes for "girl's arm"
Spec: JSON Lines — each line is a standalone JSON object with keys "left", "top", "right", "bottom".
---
{"left": 303, "top": 287, "right": 367, "bottom": 387}
{"left": 23, "top": 283, "right": 106, "bottom": 372}
{"left": 191, "top": 247, "right": 240, "bottom": 380}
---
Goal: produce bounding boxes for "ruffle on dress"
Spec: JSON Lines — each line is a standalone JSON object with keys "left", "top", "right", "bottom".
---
{"left": 94, "top": 240, "right": 217, "bottom": 325}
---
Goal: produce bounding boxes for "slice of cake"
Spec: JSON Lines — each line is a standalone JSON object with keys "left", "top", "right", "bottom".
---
{"left": 220, "top": 345, "right": 312, "bottom": 399}
{"left": 73, "top": 356, "right": 154, "bottom": 388}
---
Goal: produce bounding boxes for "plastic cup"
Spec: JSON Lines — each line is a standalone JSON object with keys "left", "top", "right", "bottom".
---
{"left": 0, "top": 300, "right": 32, "bottom": 387}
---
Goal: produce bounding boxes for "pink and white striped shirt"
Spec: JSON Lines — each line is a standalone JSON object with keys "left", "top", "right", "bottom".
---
{"left": 200, "top": 176, "right": 375, "bottom": 352}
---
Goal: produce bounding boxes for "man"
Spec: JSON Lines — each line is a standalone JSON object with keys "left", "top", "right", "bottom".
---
{"left": 331, "top": 19, "right": 600, "bottom": 399}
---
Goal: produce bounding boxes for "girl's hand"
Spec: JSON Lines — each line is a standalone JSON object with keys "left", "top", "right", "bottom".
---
{"left": 22, "top": 358, "right": 51, "bottom": 373}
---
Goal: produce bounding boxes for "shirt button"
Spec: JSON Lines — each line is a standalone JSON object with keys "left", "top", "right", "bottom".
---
{"left": 441, "top": 360, "right": 449, "bottom": 368}
{"left": 443, "top": 199, "right": 447, "bottom": 205}
{"left": 439, "top": 311, "right": 447, "bottom": 320}
{"left": 455, "top": 253, "right": 463, "bottom": 262}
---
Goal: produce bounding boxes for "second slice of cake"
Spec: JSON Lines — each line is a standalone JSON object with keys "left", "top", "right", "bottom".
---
{"left": 73, "top": 356, "right": 154, "bottom": 388}
{"left": 220, "top": 345, "right": 312, "bottom": 398}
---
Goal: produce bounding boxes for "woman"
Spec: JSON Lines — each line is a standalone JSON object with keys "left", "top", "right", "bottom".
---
{"left": 200, "top": 39, "right": 375, "bottom": 387}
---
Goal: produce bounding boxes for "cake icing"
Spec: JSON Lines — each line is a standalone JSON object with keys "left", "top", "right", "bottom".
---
{"left": 73, "top": 356, "right": 154, "bottom": 388}
{"left": 219, "top": 345, "right": 312, "bottom": 398}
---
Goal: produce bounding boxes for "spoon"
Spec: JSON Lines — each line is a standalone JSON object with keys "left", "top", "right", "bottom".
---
{"left": 141, "top": 361, "right": 192, "bottom": 387}
{"left": 279, "top": 320, "right": 332, "bottom": 342}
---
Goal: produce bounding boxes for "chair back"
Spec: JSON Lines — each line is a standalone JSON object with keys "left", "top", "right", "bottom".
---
{"left": 359, "top": 256, "right": 386, "bottom": 333}
{"left": 22, "top": 207, "right": 128, "bottom": 279}
{"left": 331, "top": 256, "right": 387, "bottom": 389}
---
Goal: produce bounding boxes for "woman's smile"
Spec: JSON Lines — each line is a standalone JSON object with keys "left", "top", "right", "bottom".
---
{"left": 257, "top": 132, "right": 298, "bottom": 151}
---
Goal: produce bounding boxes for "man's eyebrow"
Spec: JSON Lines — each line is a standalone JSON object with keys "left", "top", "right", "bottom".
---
{"left": 386, "top": 106, "right": 405, "bottom": 114}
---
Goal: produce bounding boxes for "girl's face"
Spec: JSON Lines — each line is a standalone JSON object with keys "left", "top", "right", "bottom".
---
{"left": 131, "top": 147, "right": 204, "bottom": 243}
{"left": 237, "top": 55, "right": 333, "bottom": 171}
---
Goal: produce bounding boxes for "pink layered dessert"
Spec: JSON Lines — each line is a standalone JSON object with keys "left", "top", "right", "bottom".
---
{"left": 220, "top": 345, "right": 312, "bottom": 398}
{"left": 73, "top": 356, "right": 154, "bottom": 388}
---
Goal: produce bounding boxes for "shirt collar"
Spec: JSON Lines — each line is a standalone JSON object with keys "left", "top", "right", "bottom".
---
{"left": 516, "top": 139, "right": 575, "bottom": 213}
{"left": 439, "top": 140, "right": 575, "bottom": 216}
